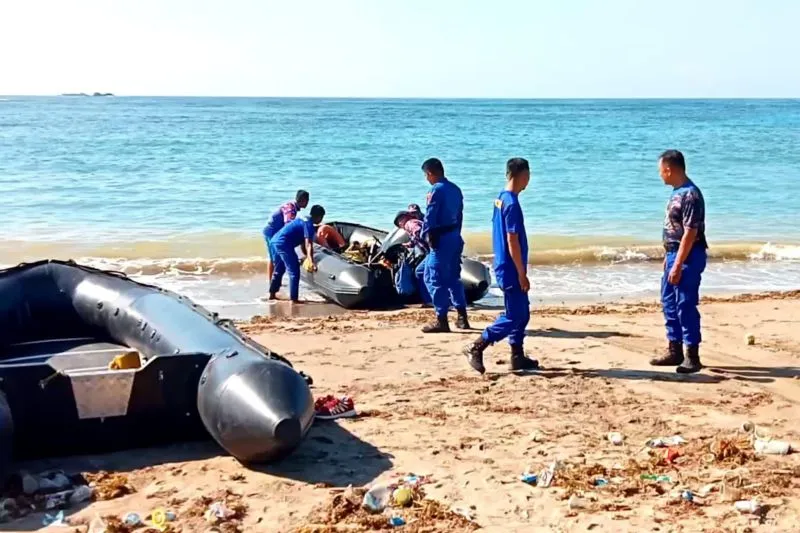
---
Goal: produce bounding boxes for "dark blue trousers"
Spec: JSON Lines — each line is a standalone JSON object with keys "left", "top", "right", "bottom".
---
{"left": 662, "top": 247, "right": 707, "bottom": 346}
{"left": 423, "top": 233, "right": 467, "bottom": 317}
{"left": 482, "top": 286, "right": 530, "bottom": 347}
{"left": 269, "top": 246, "right": 300, "bottom": 301}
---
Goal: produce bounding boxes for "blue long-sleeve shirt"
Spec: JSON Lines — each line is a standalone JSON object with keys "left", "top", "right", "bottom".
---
{"left": 421, "top": 178, "right": 463, "bottom": 241}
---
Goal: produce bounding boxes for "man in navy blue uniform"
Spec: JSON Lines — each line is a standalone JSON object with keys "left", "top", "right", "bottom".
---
{"left": 649, "top": 150, "right": 708, "bottom": 374}
{"left": 419, "top": 158, "right": 470, "bottom": 333}
{"left": 463, "top": 158, "right": 539, "bottom": 374}
{"left": 269, "top": 204, "right": 326, "bottom": 302}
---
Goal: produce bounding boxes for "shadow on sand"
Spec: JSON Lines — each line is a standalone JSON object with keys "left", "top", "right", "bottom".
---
{"left": 487, "top": 366, "right": 727, "bottom": 385}
{"left": 254, "top": 419, "right": 393, "bottom": 487}
{"left": 526, "top": 327, "right": 633, "bottom": 339}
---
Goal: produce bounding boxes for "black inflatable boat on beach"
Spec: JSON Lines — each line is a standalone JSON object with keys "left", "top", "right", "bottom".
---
{"left": 0, "top": 260, "right": 314, "bottom": 481}
{"left": 300, "top": 221, "right": 491, "bottom": 309}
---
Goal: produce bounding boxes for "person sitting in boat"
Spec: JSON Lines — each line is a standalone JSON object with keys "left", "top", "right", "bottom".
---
{"left": 269, "top": 205, "right": 325, "bottom": 302}
{"left": 263, "top": 190, "right": 310, "bottom": 281}
{"left": 316, "top": 223, "right": 346, "bottom": 252}
{"left": 393, "top": 204, "right": 432, "bottom": 304}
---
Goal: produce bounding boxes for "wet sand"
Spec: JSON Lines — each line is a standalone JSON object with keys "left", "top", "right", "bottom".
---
{"left": 6, "top": 291, "right": 800, "bottom": 532}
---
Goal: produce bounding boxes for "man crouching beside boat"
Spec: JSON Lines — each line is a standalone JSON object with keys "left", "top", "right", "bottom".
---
{"left": 269, "top": 205, "right": 326, "bottom": 302}
{"left": 263, "top": 190, "right": 310, "bottom": 281}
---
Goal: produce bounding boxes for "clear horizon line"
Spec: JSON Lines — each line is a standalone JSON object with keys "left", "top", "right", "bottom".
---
{"left": 2, "top": 93, "right": 800, "bottom": 100}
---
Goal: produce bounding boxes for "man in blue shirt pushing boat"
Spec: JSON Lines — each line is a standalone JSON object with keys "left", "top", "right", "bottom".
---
{"left": 269, "top": 205, "right": 326, "bottom": 302}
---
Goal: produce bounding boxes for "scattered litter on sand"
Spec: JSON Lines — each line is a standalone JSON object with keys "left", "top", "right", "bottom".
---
{"left": 294, "top": 478, "right": 478, "bottom": 532}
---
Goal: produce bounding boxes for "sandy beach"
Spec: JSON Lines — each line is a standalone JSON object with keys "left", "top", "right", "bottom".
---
{"left": 4, "top": 291, "right": 800, "bottom": 532}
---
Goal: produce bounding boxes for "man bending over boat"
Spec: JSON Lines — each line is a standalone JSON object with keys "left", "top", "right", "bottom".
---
{"left": 269, "top": 205, "right": 325, "bottom": 302}
{"left": 393, "top": 204, "right": 432, "bottom": 304}
{"left": 263, "top": 190, "right": 310, "bottom": 281}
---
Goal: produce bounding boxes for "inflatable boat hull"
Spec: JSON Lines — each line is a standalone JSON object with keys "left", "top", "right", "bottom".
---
{"left": 300, "top": 222, "right": 491, "bottom": 309}
{"left": 0, "top": 260, "right": 314, "bottom": 480}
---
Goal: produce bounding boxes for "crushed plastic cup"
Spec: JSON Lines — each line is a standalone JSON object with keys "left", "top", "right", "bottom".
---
{"left": 44, "top": 490, "right": 72, "bottom": 510}
{"left": 42, "top": 510, "right": 66, "bottom": 527}
{"left": 362, "top": 485, "right": 391, "bottom": 513}
{"left": 646, "top": 435, "right": 686, "bottom": 448}
{"left": 734, "top": 499, "right": 761, "bottom": 514}
{"left": 536, "top": 468, "right": 554, "bottom": 488}
{"left": 389, "top": 515, "right": 406, "bottom": 527}
{"left": 69, "top": 485, "right": 93, "bottom": 504}
{"left": 205, "top": 501, "right": 235, "bottom": 524}
{"left": 754, "top": 439, "right": 791, "bottom": 455}
{"left": 403, "top": 474, "right": 421, "bottom": 486}
{"left": 607, "top": 432, "right": 624, "bottom": 445}
{"left": 124, "top": 512, "right": 142, "bottom": 526}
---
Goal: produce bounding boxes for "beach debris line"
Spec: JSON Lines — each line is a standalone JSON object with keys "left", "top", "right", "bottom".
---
{"left": 0, "top": 469, "right": 135, "bottom": 523}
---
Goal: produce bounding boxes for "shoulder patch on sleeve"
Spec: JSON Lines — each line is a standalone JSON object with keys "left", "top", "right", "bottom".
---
{"left": 494, "top": 198, "right": 503, "bottom": 209}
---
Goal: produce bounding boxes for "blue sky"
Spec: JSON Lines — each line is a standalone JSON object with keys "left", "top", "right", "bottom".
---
{"left": 2, "top": 0, "right": 798, "bottom": 97}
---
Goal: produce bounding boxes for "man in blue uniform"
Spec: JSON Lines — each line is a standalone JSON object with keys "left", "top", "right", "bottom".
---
{"left": 268, "top": 204, "right": 326, "bottom": 302}
{"left": 419, "top": 158, "right": 470, "bottom": 333}
{"left": 263, "top": 190, "right": 310, "bottom": 281}
{"left": 463, "top": 158, "right": 539, "bottom": 374}
{"left": 649, "top": 150, "right": 708, "bottom": 374}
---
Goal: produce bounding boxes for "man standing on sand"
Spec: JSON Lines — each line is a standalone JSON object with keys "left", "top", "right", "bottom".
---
{"left": 419, "top": 158, "right": 470, "bottom": 333}
{"left": 649, "top": 150, "right": 708, "bottom": 374}
{"left": 463, "top": 158, "right": 539, "bottom": 374}
{"left": 263, "top": 190, "right": 310, "bottom": 280}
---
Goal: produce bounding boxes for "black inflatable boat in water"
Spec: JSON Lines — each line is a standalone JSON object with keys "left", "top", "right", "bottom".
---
{"left": 300, "top": 221, "right": 491, "bottom": 309}
{"left": 0, "top": 260, "right": 314, "bottom": 481}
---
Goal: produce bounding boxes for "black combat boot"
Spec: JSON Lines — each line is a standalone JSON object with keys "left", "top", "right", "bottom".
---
{"left": 649, "top": 341, "right": 683, "bottom": 366}
{"left": 463, "top": 336, "right": 490, "bottom": 374}
{"left": 455, "top": 308, "right": 470, "bottom": 330}
{"left": 676, "top": 344, "right": 702, "bottom": 374}
{"left": 422, "top": 315, "right": 450, "bottom": 334}
{"left": 510, "top": 345, "right": 539, "bottom": 373}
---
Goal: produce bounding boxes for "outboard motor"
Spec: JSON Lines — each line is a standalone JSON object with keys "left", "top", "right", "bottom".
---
{"left": 377, "top": 227, "right": 411, "bottom": 255}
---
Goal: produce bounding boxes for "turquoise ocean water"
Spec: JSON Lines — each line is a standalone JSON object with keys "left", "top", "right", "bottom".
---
{"left": 2, "top": 97, "right": 799, "bottom": 317}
